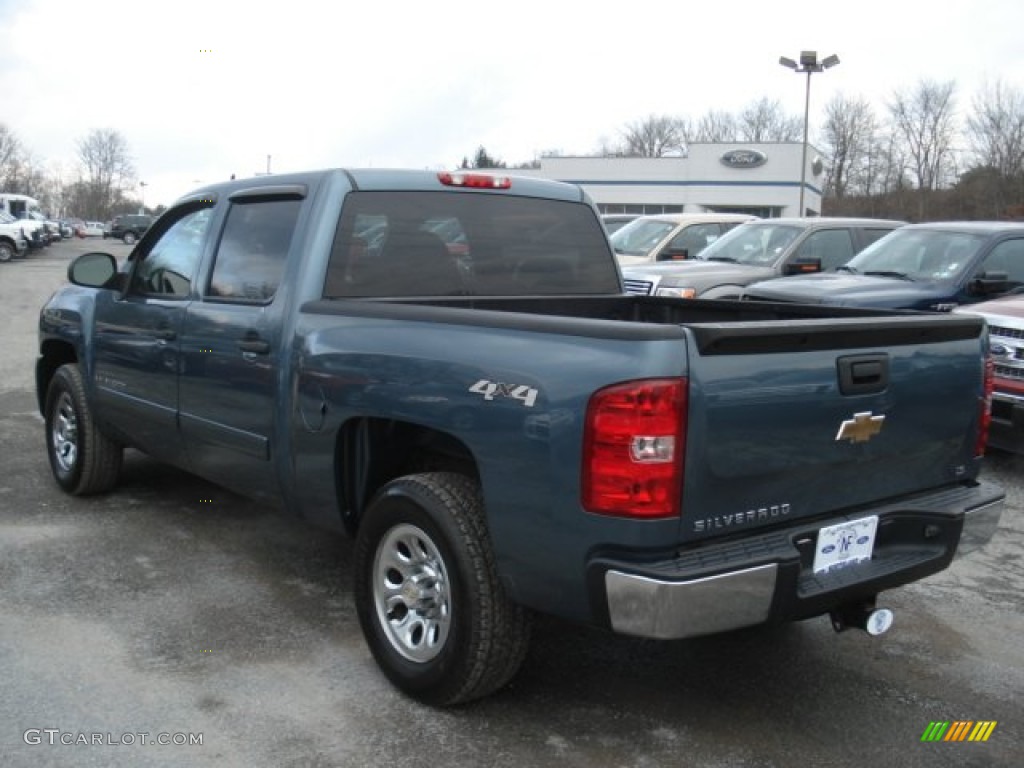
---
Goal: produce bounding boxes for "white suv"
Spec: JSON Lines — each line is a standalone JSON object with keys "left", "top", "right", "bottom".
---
{"left": 0, "top": 212, "right": 30, "bottom": 261}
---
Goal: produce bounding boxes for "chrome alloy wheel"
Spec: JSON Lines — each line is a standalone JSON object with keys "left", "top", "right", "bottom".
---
{"left": 52, "top": 392, "right": 79, "bottom": 472}
{"left": 372, "top": 523, "right": 452, "bottom": 663}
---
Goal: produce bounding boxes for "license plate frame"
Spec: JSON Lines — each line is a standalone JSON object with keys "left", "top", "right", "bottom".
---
{"left": 812, "top": 515, "right": 879, "bottom": 574}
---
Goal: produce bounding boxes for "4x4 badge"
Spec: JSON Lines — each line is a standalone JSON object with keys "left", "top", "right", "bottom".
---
{"left": 836, "top": 411, "right": 885, "bottom": 443}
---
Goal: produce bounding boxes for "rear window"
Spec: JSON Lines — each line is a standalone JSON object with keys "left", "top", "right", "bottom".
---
{"left": 323, "top": 191, "right": 619, "bottom": 298}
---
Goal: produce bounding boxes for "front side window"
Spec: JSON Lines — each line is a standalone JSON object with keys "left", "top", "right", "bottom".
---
{"left": 130, "top": 207, "right": 213, "bottom": 298}
{"left": 663, "top": 223, "right": 722, "bottom": 259}
{"left": 207, "top": 199, "right": 301, "bottom": 303}
{"left": 793, "top": 229, "right": 855, "bottom": 271}
{"left": 973, "top": 238, "right": 1024, "bottom": 288}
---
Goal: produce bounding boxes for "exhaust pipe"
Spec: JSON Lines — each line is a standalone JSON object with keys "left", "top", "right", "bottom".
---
{"left": 830, "top": 601, "right": 893, "bottom": 636}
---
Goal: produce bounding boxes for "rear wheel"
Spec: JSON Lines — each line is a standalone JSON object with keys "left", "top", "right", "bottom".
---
{"left": 123, "top": 231, "right": 137, "bottom": 245}
{"left": 45, "top": 364, "right": 122, "bottom": 495}
{"left": 353, "top": 472, "right": 531, "bottom": 706}
{"left": 0, "top": 241, "right": 13, "bottom": 262}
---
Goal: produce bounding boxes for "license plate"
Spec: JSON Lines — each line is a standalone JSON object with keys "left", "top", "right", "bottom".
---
{"left": 812, "top": 515, "right": 879, "bottom": 574}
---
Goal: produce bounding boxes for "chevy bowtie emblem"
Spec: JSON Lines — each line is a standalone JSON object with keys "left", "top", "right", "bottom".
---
{"left": 836, "top": 411, "right": 885, "bottom": 443}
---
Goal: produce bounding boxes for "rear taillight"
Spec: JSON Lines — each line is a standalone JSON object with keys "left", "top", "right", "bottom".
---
{"left": 975, "top": 356, "right": 994, "bottom": 458}
{"left": 582, "top": 379, "right": 686, "bottom": 518}
{"left": 437, "top": 171, "right": 512, "bottom": 189}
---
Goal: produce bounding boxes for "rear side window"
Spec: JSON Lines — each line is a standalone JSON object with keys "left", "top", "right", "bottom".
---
{"left": 207, "top": 199, "right": 301, "bottom": 303}
{"left": 324, "top": 191, "right": 619, "bottom": 297}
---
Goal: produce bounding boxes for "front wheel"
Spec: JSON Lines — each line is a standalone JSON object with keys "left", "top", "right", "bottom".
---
{"left": 45, "top": 364, "right": 123, "bottom": 495}
{"left": 353, "top": 472, "right": 531, "bottom": 706}
{"left": 122, "top": 231, "right": 137, "bottom": 245}
{"left": 0, "top": 241, "right": 14, "bottom": 262}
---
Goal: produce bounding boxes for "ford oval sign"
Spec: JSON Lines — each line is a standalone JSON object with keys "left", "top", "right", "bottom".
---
{"left": 720, "top": 149, "right": 767, "bottom": 169}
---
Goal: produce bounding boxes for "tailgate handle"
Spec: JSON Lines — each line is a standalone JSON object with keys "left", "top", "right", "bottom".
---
{"left": 838, "top": 354, "right": 889, "bottom": 395}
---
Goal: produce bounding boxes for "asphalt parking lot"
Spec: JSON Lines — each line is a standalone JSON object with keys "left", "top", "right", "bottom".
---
{"left": 1, "top": 239, "right": 1022, "bottom": 768}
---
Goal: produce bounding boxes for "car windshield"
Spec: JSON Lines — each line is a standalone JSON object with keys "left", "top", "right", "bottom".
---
{"left": 608, "top": 218, "right": 677, "bottom": 256}
{"left": 697, "top": 222, "right": 802, "bottom": 266}
{"left": 844, "top": 229, "right": 986, "bottom": 281}
{"left": 0, "top": 212, "right": 16, "bottom": 224}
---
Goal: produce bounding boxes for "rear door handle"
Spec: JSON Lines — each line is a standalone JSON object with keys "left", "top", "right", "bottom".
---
{"left": 154, "top": 327, "right": 177, "bottom": 341}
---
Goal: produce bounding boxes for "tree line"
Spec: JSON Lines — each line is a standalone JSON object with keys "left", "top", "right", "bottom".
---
{"left": 467, "top": 78, "right": 1024, "bottom": 223}
{"left": 0, "top": 125, "right": 141, "bottom": 221}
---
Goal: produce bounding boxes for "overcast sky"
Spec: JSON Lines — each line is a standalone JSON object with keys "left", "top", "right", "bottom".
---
{"left": 3, "top": 0, "right": 1024, "bottom": 209}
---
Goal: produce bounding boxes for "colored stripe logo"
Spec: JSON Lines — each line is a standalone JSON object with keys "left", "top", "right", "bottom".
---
{"left": 921, "top": 721, "right": 997, "bottom": 742}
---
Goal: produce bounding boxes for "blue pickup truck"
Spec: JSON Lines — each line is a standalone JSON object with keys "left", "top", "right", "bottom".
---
{"left": 37, "top": 169, "right": 1004, "bottom": 705}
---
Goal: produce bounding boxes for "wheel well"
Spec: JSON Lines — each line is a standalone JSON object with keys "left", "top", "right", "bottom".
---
{"left": 37, "top": 340, "right": 78, "bottom": 414}
{"left": 335, "top": 417, "right": 479, "bottom": 535}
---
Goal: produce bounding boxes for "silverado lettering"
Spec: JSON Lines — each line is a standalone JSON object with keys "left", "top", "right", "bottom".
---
{"left": 693, "top": 504, "right": 792, "bottom": 532}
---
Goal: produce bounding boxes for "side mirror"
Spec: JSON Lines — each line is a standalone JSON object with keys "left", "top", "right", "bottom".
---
{"left": 68, "top": 252, "right": 119, "bottom": 288}
{"left": 784, "top": 257, "right": 822, "bottom": 275}
{"left": 658, "top": 247, "right": 690, "bottom": 261}
{"left": 970, "top": 271, "right": 1010, "bottom": 296}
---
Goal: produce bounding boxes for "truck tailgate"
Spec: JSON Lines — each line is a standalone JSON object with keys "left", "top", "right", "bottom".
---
{"left": 679, "top": 314, "right": 986, "bottom": 542}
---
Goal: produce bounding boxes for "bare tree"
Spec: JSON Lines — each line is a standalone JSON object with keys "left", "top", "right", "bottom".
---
{"left": 821, "top": 94, "right": 877, "bottom": 199}
{"left": 887, "top": 79, "right": 959, "bottom": 218}
{"left": 0, "top": 123, "right": 26, "bottom": 189}
{"left": 964, "top": 79, "right": 1024, "bottom": 216}
{"left": 620, "top": 114, "right": 686, "bottom": 157}
{"left": 967, "top": 79, "right": 1024, "bottom": 175}
{"left": 737, "top": 97, "right": 802, "bottom": 142}
{"left": 693, "top": 110, "right": 737, "bottom": 142}
{"left": 76, "top": 128, "right": 136, "bottom": 220}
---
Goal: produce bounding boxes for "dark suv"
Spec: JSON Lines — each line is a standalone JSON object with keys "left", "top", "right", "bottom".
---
{"left": 105, "top": 214, "right": 154, "bottom": 245}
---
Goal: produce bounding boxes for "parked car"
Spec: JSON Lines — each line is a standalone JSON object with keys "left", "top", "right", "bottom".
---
{"left": 77, "top": 221, "right": 106, "bottom": 238}
{"left": 610, "top": 213, "right": 758, "bottom": 265}
{"left": 0, "top": 210, "right": 43, "bottom": 252}
{"left": 741, "top": 222, "right": 1024, "bottom": 310}
{"left": 105, "top": 213, "right": 154, "bottom": 244}
{"left": 0, "top": 213, "right": 30, "bottom": 262}
{"left": 27, "top": 211, "right": 61, "bottom": 245}
{"left": 955, "top": 294, "right": 1024, "bottom": 453}
{"left": 623, "top": 217, "right": 905, "bottom": 300}
{"left": 600, "top": 213, "right": 641, "bottom": 235}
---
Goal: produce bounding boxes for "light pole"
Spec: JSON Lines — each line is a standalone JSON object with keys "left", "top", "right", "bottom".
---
{"left": 139, "top": 181, "right": 148, "bottom": 214}
{"left": 779, "top": 51, "right": 839, "bottom": 216}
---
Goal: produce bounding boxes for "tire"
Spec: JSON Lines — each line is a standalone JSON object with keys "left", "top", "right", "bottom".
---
{"left": 0, "top": 241, "right": 13, "bottom": 262}
{"left": 44, "top": 364, "right": 123, "bottom": 495}
{"left": 353, "top": 472, "right": 531, "bottom": 706}
{"left": 123, "top": 231, "right": 137, "bottom": 245}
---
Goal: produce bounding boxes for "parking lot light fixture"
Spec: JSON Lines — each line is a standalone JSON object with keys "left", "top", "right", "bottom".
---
{"left": 780, "top": 50, "right": 840, "bottom": 216}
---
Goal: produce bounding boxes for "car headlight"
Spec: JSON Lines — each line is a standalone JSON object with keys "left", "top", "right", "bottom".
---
{"left": 655, "top": 286, "right": 697, "bottom": 299}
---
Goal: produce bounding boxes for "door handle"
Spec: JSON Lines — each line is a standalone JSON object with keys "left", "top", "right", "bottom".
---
{"left": 237, "top": 338, "right": 271, "bottom": 355}
{"left": 837, "top": 354, "right": 889, "bottom": 395}
{"left": 155, "top": 327, "right": 177, "bottom": 341}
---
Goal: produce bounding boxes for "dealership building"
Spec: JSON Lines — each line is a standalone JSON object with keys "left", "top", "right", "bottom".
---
{"left": 516, "top": 142, "right": 825, "bottom": 218}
